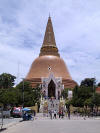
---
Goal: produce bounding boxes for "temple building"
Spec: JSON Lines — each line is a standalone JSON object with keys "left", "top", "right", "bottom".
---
{"left": 26, "top": 16, "right": 77, "bottom": 99}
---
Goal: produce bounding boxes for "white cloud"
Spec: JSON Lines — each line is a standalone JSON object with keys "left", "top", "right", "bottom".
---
{"left": 0, "top": 0, "right": 100, "bottom": 85}
{"left": 0, "top": 43, "right": 39, "bottom": 84}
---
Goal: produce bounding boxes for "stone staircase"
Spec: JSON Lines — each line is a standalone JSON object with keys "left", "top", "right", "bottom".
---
{"left": 47, "top": 99, "right": 59, "bottom": 112}
{"left": 40, "top": 98, "right": 65, "bottom": 113}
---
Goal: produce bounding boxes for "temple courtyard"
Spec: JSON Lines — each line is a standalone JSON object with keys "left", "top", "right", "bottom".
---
{"left": 2, "top": 115, "right": 100, "bottom": 133}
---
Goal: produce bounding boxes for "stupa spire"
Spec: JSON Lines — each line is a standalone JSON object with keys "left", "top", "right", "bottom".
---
{"left": 39, "top": 16, "right": 60, "bottom": 57}
{"left": 42, "top": 16, "right": 56, "bottom": 47}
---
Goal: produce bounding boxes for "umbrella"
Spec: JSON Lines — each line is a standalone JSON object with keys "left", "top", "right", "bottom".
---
{"left": 22, "top": 108, "right": 31, "bottom": 111}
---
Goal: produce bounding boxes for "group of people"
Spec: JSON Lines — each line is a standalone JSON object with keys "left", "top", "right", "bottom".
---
{"left": 58, "top": 110, "right": 64, "bottom": 118}
{"left": 49, "top": 110, "right": 65, "bottom": 119}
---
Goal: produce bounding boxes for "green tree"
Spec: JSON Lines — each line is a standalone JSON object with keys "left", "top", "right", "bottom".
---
{"left": 71, "top": 86, "right": 84, "bottom": 107}
{"left": 92, "top": 93, "right": 100, "bottom": 107}
{"left": 98, "top": 82, "right": 100, "bottom": 87}
{"left": 61, "top": 88, "right": 68, "bottom": 99}
{"left": 0, "top": 88, "right": 18, "bottom": 107}
{"left": 65, "top": 99, "right": 72, "bottom": 108}
{"left": 78, "top": 86, "right": 93, "bottom": 99}
{"left": 73, "top": 85, "right": 79, "bottom": 98}
{"left": 84, "top": 98, "right": 93, "bottom": 108}
{"left": 72, "top": 78, "right": 100, "bottom": 111}
{"left": 32, "top": 85, "right": 41, "bottom": 106}
{"left": 0, "top": 73, "right": 16, "bottom": 89}
{"left": 80, "top": 78, "right": 96, "bottom": 89}
{"left": 0, "top": 73, "right": 16, "bottom": 108}
{"left": 16, "top": 81, "right": 41, "bottom": 107}
{"left": 72, "top": 85, "right": 94, "bottom": 107}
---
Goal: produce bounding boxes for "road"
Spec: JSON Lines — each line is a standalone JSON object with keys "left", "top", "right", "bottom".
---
{"left": 2, "top": 118, "right": 100, "bottom": 133}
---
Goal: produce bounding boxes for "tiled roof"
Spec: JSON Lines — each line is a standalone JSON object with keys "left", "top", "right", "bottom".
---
{"left": 96, "top": 87, "right": 100, "bottom": 92}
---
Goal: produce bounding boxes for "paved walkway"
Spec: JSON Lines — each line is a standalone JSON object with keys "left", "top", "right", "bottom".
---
{"left": 2, "top": 116, "right": 100, "bottom": 133}
{"left": 0, "top": 118, "right": 22, "bottom": 129}
{"left": 35, "top": 113, "right": 100, "bottom": 120}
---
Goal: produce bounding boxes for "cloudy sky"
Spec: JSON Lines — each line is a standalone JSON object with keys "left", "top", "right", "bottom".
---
{"left": 0, "top": 0, "right": 100, "bottom": 85}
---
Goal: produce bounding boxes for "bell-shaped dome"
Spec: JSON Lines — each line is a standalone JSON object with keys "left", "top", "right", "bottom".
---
{"left": 26, "top": 55, "right": 72, "bottom": 80}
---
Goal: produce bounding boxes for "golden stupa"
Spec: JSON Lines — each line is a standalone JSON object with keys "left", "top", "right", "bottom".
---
{"left": 26, "top": 17, "right": 77, "bottom": 88}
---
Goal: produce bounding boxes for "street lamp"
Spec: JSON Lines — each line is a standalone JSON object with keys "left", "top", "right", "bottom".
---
{"left": 92, "top": 77, "right": 96, "bottom": 115}
{"left": 22, "top": 78, "right": 24, "bottom": 108}
{"left": 0, "top": 104, "right": 3, "bottom": 130}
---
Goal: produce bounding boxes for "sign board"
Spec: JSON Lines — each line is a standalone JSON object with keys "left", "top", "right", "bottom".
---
{"left": 68, "top": 90, "right": 73, "bottom": 99}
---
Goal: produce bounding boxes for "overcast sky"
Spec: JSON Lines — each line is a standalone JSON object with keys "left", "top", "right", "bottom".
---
{"left": 0, "top": 0, "right": 100, "bottom": 85}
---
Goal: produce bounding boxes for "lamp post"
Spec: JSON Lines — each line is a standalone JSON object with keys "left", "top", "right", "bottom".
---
{"left": 92, "top": 77, "right": 95, "bottom": 115}
{"left": 22, "top": 78, "right": 24, "bottom": 108}
{"left": 0, "top": 104, "right": 3, "bottom": 130}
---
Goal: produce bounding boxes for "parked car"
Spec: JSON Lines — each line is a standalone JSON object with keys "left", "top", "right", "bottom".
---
{"left": 12, "top": 107, "right": 22, "bottom": 118}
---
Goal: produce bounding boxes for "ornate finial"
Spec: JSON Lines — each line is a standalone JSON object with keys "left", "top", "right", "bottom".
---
{"left": 49, "top": 13, "right": 51, "bottom": 18}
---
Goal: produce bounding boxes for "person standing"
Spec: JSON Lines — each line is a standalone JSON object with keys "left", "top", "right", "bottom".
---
{"left": 59, "top": 110, "right": 61, "bottom": 118}
{"left": 54, "top": 110, "right": 57, "bottom": 119}
{"left": 68, "top": 109, "right": 70, "bottom": 120}
{"left": 61, "top": 110, "right": 64, "bottom": 118}
{"left": 49, "top": 110, "right": 52, "bottom": 119}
